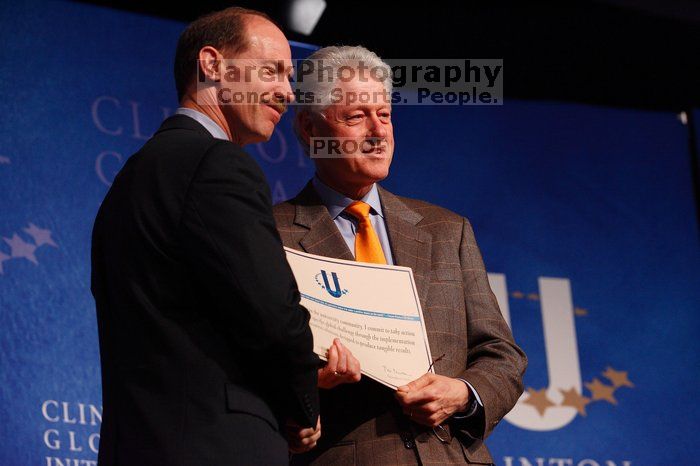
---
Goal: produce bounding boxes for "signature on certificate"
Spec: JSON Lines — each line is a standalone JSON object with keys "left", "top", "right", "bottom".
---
{"left": 381, "top": 365, "right": 411, "bottom": 380}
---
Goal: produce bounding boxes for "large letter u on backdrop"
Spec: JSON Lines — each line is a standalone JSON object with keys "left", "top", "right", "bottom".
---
{"left": 488, "top": 275, "right": 582, "bottom": 431}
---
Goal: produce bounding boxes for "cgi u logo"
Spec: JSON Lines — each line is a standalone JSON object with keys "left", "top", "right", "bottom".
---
{"left": 320, "top": 270, "right": 343, "bottom": 298}
{"left": 488, "top": 275, "right": 582, "bottom": 432}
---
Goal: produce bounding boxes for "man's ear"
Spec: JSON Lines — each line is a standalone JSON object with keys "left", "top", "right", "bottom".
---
{"left": 197, "top": 46, "right": 222, "bottom": 83}
{"left": 296, "top": 110, "right": 314, "bottom": 147}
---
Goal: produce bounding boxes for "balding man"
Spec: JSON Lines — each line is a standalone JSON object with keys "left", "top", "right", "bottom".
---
{"left": 91, "top": 8, "right": 320, "bottom": 464}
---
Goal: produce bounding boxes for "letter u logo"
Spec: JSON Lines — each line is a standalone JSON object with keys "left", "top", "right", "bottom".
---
{"left": 489, "top": 275, "right": 582, "bottom": 431}
{"left": 321, "top": 270, "right": 342, "bottom": 298}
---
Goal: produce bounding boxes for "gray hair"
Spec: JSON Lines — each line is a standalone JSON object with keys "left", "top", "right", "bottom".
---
{"left": 293, "top": 45, "right": 393, "bottom": 152}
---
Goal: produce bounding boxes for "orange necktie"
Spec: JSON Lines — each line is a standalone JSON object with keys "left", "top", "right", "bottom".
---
{"left": 344, "top": 201, "right": 387, "bottom": 264}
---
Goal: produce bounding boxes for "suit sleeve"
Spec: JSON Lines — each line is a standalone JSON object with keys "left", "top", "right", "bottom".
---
{"left": 178, "top": 141, "right": 319, "bottom": 427}
{"left": 452, "top": 217, "right": 527, "bottom": 440}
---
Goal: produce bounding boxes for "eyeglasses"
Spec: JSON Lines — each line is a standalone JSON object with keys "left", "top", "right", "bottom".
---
{"left": 427, "top": 353, "right": 445, "bottom": 373}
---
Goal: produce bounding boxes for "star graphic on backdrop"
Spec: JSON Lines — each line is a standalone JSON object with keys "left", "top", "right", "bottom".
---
{"left": 3, "top": 234, "right": 38, "bottom": 265}
{"left": 511, "top": 291, "right": 524, "bottom": 299}
{"left": 523, "top": 387, "right": 556, "bottom": 416}
{"left": 585, "top": 378, "right": 617, "bottom": 405}
{"left": 560, "top": 387, "right": 591, "bottom": 416}
{"left": 603, "top": 367, "right": 634, "bottom": 388}
{"left": 0, "top": 156, "right": 10, "bottom": 164}
{"left": 23, "top": 223, "right": 57, "bottom": 248}
{"left": 574, "top": 307, "right": 589, "bottom": 316}
{"left": 527, "top": 293, "right": 540, "bottom": 301}
{"left": 0, "top": 250, "right": 9, "bottom": 274}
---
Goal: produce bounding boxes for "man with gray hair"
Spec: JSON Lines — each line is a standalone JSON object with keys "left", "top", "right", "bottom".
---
{"left": 274, "top": 46, "right": 526, "bottom": 465}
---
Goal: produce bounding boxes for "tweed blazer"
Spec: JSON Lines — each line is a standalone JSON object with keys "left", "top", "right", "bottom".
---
{"left": 274, "top": 182, "right": 527, "bottom": 465}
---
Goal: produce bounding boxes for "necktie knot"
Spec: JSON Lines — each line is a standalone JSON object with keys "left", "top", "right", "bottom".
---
{"left": 345, "top": 201, "right": 372, "bottom": 222}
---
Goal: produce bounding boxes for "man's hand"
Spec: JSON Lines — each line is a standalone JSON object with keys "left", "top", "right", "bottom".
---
{"left": 286, "top": 416, "right": 322, "bottom": 453}
{"left": 317, "top": 338, "right": 361, "bottom": 389}
{"left": 394, "top": 373, "right": 470, "bottom": 427}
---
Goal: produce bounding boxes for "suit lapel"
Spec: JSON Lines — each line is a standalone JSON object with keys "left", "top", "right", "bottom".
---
{"left": 378, "top": 187, "right": 432, "bottom": 308}
{"left": 291, "top": 183, "right": 433, "bottom": 305}
{"left": 293, "top": 182, "right": 354, "bottom": 261}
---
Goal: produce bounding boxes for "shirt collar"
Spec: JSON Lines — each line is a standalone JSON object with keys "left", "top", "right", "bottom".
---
{"left": 174, "top": 107, "right": 229, "bottom": 141}
{"left": 312, "top": 175, "right": 384, "bottom": 220}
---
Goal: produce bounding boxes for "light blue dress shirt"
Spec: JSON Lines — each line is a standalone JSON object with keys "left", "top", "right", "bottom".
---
{"left": 175, "top": 107, "right": 229, "bottom": 141}
{"left": 312, "top": 176, "right": 395, "bottom": 265}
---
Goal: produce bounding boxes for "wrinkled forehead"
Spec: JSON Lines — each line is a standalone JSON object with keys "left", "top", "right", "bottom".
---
{"left": 326, "top": 78, "right": 392, "bottom": 113}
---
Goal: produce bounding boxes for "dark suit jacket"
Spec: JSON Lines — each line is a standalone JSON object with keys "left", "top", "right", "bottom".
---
{"left": 91, "top": 115, "right": 320, "bottom": 465}
{"left": 273, "top": 182, "right": 527, "bottom": 465}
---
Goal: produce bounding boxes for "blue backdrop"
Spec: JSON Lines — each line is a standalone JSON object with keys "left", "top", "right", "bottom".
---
{"left": 1, "top": 1, "right": 698, "bottom": 465}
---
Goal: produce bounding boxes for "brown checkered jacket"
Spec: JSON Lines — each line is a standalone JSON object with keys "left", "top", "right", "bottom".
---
{"left": 274, "top": 182, "right": 526, "bottom": 465}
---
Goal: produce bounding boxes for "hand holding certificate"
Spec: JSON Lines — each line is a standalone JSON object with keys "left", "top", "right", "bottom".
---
{"left": 284, "top": 247, "right": 434, "bottom": 389}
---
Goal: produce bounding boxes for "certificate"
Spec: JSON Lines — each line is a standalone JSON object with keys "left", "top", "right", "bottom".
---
{"left": 284, "top": 247, "right": 433, "bottom": 388}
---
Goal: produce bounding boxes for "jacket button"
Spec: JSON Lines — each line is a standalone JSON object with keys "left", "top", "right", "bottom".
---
{"left": 400, "top": 432, "right": 415, "bottom": 449}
